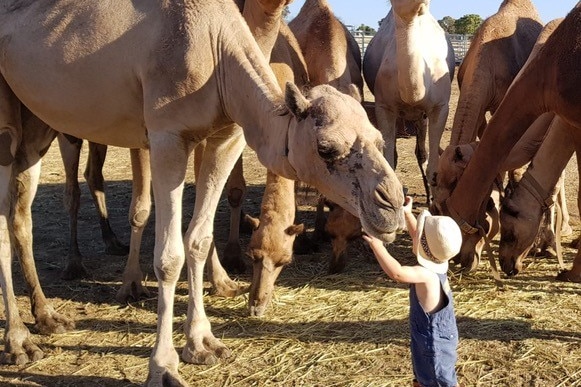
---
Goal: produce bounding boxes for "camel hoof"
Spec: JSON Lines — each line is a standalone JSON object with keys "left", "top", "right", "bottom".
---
{"left": 222, "top": 242, "right": 246, "bottom": 274}
{"left": 62, "top": 261, "right": 90, "bottom": 280}
{"left": 212, "top": 280, "right": 249, "bottom": 298}
{"left": 181, "top": 339, "right": 232, "bottom": 365}
{"left": 556, "top": 270, "right": 581, "bottom": 283}
{"left": 116, "top": 281, "right": 150, "bottom": 303}
{"left": 328, "top": 255, "right": 347, "bottom": 274}
{"left": 145, "top": 368, "right": 190, "bottom": 387}
{"left": 35, "top": 310, "right": 75, "bottom": 335}
{"left": 560, "top": 224, "right": 573, "bottom": 237}
{"left": 104, "top": 238, "right": 129, "bottom": 256}
{"left": 0, "top": 338, "right": 44, "bottom": 365}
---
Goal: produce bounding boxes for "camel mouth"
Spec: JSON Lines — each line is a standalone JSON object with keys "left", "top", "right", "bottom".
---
{"left": 360, "top": 219, "right": 397, "bottom": 244}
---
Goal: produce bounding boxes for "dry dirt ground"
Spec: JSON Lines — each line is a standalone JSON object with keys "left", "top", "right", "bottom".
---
{"left": 0, "top": 74, "right": 580, "bottom": 387}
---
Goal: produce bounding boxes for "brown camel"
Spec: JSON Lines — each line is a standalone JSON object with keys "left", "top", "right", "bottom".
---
{"left": 289, "top": 0, "right": 365, "bottom": 275}
{"left": 363, "top": 0, "right": 455, "bottom": 203}
{"left": 499, "top": 114, "right": 577, "bottom": 276}
{"left": 0, "top": 2, "right": 404, "bottom": 385}
{"left": 435, "top": 3, "right": 581, "bottom": 283}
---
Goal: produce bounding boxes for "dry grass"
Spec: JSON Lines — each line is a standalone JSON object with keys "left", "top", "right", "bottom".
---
{"left": 0, "top": 74, "right": 580, "bottom": 387}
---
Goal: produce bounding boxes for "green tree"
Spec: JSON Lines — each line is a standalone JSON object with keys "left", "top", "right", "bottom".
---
{"left": 454, "top": 14, "right": 482, "bottom": 35}
{"left": 356, "top": 24, "right": 376, "bottom": 35}
{"left": 438, "top": 16, "right": 456, "bottom": 34}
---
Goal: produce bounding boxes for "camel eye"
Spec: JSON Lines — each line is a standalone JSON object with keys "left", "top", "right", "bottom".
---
{"left": 317, "top": 140, "right": 340, "bottom": 160}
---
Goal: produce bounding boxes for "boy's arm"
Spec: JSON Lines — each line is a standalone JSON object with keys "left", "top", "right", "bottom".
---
{"left": 364, "top": 235, "right": 433, "bottom": 284}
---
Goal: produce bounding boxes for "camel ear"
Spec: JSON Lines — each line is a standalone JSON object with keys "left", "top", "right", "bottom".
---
{"left": 285, "top": 82, "right": 310, "bottom": 120}
{"left": 453, "top": 143, "right": 474, "bottom": 167}
{"left": 285, "top": 223, "right": 305, "bottom": 236}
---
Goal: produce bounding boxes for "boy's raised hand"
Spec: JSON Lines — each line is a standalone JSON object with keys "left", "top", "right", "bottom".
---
{"left": 403, "top": 196, "right": 413, "bottom": 214}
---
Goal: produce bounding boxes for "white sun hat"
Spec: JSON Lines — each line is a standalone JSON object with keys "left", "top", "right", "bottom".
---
{"left": 414, "top": 210, "right": 462, "bottom": 274}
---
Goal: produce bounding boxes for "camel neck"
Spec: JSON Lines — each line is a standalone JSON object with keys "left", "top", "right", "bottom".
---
{"left": 394, "top": 17, "right": 426, "bottom": 104}
{"left": 243, "top": 0, "right": 286, "bottom": 60}
{"left": 218, "top": 29, "right": 298, "bottom": 180}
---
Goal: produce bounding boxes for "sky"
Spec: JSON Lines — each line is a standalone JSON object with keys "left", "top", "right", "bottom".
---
{"left": 287, "top": 1, "right": 579, "bottom": 30}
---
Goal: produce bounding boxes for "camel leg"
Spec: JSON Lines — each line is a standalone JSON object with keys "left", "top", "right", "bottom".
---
{"left": 427, "top": 104, "right": 449, "bottom": 201}
{"left": 116, "top": 148, "right": 152, "bottom": 303}
{"left": 222, "top": 156, "right": 247, "bottom": 274}
{"left": 182, "top": 127, "right": 246, "bottom": 364}
{"left": 144, "top": 131, "right": 190, "bottom": 387}
{"left": 375, "top": 105, "right": 397, "bottom": 169}
{"left": 557, "top": 174, "right": 572, "bottom": 236}
{"left": 85, "top": 142, "right": 129, "bottom": 256}
{"left": 56, "top": 134, "right": 88, "bottom": 279}
{"left": 414, "top": 117, "right": 430, "bottom": 203}
{"left": 556, "top": 170, "right": 581, "bottom": 283}
{"left": 0, "top": 82, "right": 47, "bottom": 364}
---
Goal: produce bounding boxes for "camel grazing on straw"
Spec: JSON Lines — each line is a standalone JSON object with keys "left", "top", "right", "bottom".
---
{"left": 289, "top": 0, "right": 365, "bottom": 275}
{"left": 431, "top": 0, "right": 545, "bottom": 269}
{"left": 363, "top": 0, "right": 455, "bottom": 204}
{"left": 434, "top": 2, "right": 581, "bottom": 283}
{"left": 499, "top": 113, "right": 576, "bottom": 276}
{"left": 0, "top": 1, "right": 405, "bottom": 384}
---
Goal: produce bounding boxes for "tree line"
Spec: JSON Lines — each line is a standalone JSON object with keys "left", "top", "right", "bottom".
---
{"left": 352, "top": 14, "right": 483, "bottom": 36}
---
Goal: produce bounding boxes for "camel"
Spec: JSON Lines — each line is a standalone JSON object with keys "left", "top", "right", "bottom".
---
{"left": 56, "top": 137, "right": 129, "bottom": 279}
{"left": 0, "top": 2, "right": 405, "bottom": 385}
{"left": 499, "top": 114, "right": 577, "bottom": 276}
{"left": 363, "top": 0, "right": 455, "bottom": 203}
{"left": 433, "top": 2, "right": 581, "bottom": 283}
{"left": 432, "top": 2, "right": 570, "bottom": 270}
{"left": 289, "top": 0, "right": 365, "bottom": 275}
{"left": 450, "top": 0, "right": 543, "bottom": 145}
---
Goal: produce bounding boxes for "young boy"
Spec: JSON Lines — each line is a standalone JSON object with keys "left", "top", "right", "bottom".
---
{"left": 363, "top": 196, "right": 463, "bottom": 387}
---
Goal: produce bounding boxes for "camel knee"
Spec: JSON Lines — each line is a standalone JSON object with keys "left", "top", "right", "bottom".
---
{"left": 154, "top": 253, "right": 185, "bottom": 283}
{"left": 130, "top": 209, "right": 150, "bottom": 228}
{"left": 0, "top": 130, "right": 16, "bottom": 166}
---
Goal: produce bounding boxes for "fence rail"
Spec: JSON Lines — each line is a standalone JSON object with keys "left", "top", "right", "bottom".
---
{"left": 346, "top": 27, "right": 473, "bottom": 65}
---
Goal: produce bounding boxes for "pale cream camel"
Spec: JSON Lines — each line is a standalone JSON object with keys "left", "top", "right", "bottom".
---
{"left": 0, "top": 2, "right": 404, "bottom": 385}
{"left": 499, "top": 115, "right": 577, "bottom": 276}
{"left": 363, "top": 0, "right": 455, "bottom": 203}
{"left": 434, "top": 3, "right": 581, "bottom": 283}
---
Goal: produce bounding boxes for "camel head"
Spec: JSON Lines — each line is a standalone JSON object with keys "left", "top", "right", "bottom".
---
{"left": 391, "top": 0, "right": 430, "bottom": 21}
{"left": 284, "top": 83, "right": 404, "bottom": 242}
{"left": 499, "top": 183, "right": 546, "bottom": 276}
{"left": 431, "top": 143, "right": 493, "bottom": 270}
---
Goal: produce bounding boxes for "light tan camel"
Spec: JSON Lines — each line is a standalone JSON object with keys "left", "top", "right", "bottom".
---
{"left": 289, "top": 0, "right": 364, "bottom": 275}
{"left": 499, "top": 114, "right": 576, "bottom": 276}
{"left": 363, "top": 0, "right": 455, "bottom": 203}
{"left": 434, "top": 3, "right": 581, "bottom": 283}
{"left": 0, "top": 2, "right": 404, "bottom": 385}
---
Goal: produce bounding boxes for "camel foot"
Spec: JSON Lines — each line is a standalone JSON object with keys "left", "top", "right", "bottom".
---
{"left": 62, "top": 260, "right": 90, "bottom": 280}
{"left": 556, "top": 269, "right": 581, "bottom": 283}
{"left": 181, "top": 337, "right": 232, "bottom": 365}
{"left": 116, "top": 280, "right": 150, "bottom": 303}
{"left": 561, "top": 223, "right": 573, "bottom": 237}
{"left": 35, "top": 307, "right": 75, "bottom": 335}
{"left": 0, "top": 327, "right": 43, "bottom": 365}
{"left": 145, "top": 367, "right": 189, "bottom": 387}
{"left": 240, "top": 213, "right": 259, "bottom": 235}
{"left": 104, "top": 237, "right": 129, "bottom": 256}
{"left": 222, "top": 242, "right": 246, "bottom": 274}
{"left": 211, "top": 277, "right": 249, "bottom": 298}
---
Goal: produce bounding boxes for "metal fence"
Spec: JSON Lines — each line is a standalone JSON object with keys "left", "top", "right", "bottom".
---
{"left": 346, "top": 27, "right": 473, "bottom": 65}
{"left": 448, "top": 34, "right": 473, "bottom": 64}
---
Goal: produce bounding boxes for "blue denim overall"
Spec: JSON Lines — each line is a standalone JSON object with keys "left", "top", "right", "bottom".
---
{"left": 410, "top": 272, "right": 458, "bottom": 387}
